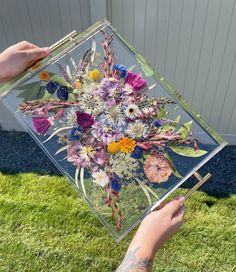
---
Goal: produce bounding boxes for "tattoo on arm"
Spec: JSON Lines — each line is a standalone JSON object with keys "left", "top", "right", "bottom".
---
{"left": 116, "top": 247, "right": 153, "bottom": 272}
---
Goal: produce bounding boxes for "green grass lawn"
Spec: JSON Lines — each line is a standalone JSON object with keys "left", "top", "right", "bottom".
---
{"left": 0, "top": 172, "right": 235, "bottom": 272}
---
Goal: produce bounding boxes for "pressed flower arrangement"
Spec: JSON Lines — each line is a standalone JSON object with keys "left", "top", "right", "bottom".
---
{"left": 1, "top": 20, "right": 226, "bottom": 240}
{"left": 14, "top": 30, "right": 211, "bottom": 231}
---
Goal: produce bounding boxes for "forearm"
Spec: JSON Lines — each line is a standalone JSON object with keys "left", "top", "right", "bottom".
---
{"left": 116, "top": 229, "right": 157, "bottom": 272}
{"left": 116, "top": 198, "right": 185, "bottom": 272}
{"left": 116, "top": 246, "right": 154, "bottom": 272}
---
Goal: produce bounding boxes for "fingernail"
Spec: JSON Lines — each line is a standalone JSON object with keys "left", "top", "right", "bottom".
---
{"left": 42, "top": 47, "right": 50, "bottom": 53}
{"left": 178, "top": 196, "right": 185, "bottom": 203}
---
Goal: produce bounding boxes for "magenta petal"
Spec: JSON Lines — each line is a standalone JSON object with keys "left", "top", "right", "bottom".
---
{"left": 76, "top": 111, "right": 94, "bottom": 129}
{"left": 32, "top": 116, "right": 52, "bottom": 135}
{"left": 125, "top": 71, "right": 147, "bottom": 91}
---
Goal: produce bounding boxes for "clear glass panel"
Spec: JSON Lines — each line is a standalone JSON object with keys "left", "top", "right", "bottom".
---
{"left": 1, "top": 21, "right": 227, "bottom": 241}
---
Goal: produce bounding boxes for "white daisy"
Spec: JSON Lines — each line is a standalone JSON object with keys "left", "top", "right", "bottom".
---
{"left": 92, "top": 170, "right": 110, "bottom": 187}
{"left": 124, "top": 104, "right": 140, "bottom": 119}
{"left": 126, "top": 120, "right": 148, "bottom": 138}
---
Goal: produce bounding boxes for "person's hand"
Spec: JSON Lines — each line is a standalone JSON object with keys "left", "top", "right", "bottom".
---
{"left": 131, "top": 196, "right": 185, "bottom": 256}
{"left": 116, "top": 197, "right": 185, "bottom": 272}
{"left": 0, "top": 41, "right": 50, "bottom": 82}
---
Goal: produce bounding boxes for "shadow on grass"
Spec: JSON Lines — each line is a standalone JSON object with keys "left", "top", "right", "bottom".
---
{"left": 1, "top": 130, "right": 235, "bottom": 198}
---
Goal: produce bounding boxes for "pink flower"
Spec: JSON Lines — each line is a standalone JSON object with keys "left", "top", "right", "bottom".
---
{"left": 67, "top": 136, "right": 109, "bottom": 171}
{"left": 32, "top": 116, "right": 52, "bottom": 135}
{"left": 91, "top": 122, "right": 123, "bottom": 145}
{"left": 144, "top": 154, "right": 172, "bottom": 183}
{"left": 125, "top": 71, "right": 147, "bottom": 91}
{"left": 76, "top": 111, "right": 94, "bottom": 129}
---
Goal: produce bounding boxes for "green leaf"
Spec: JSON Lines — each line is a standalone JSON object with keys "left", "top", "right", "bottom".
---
{"left": 161, "top": 124, "right": 175, "bottom": 133}
{"left": 16, "top": 81, "right": 41, "bottom": 101}
{"left": 170, "top": 146, "right": 208, "bottom": 157}
{"left": 178, "top": 120, "right": 192, "bottom": 140}
{"left": 16, "top": 82, "right": 38, "bottom": 91}
{"left": 175, "top": 115, "right": 181, "bottom": 123}
{"left": 136, "top": 54, "right": 154, "bottom": 77}
{"left": 17, "top": 89, "right": 32, "bottom": 98}
{"left": 156, "top": 108, "right": 167, "bottom": 119}
{"left": 161, "top": 115, "right": 181, "bottom": 133}
{"left": 163, "top": 152, "right": 183, "bottom": 179}
{"left": 40, "top": 91, "right": 55, "bottom": 101}
{"left": 68, "top": 93, "right": 76, "bottom": 101}
{"left": 50, "top": 75, "right": 71, "bottom": 88}
{"left": 36, "top": 86, "right": 46, "bottom": 99}
{"left": 135, "top": 177, "right": 152, "bottom": 206}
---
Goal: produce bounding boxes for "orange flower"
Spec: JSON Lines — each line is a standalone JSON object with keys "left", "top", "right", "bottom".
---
{"left": 144, "top": 154, "right": 172, "bottom": 183}
{"left": 119, "top": 137, "right": 136, "bottom": 153}
{"left": 74, "top": 79, "right": 82, "bottom": 89}
{"left": 107, "top": 142, "right": 121, "bottom": 154}
{"left": 38, "top": 70, "right": 51, "bottom": 81}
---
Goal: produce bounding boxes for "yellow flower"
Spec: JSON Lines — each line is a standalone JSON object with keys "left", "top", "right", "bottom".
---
{"left": 38, "top": 70, "right": 51, "bottom": 81}
{"left": 119, "top": 137, "right": 136, "bottom": 154}
{"left": 74, "top": 79, "right": 82, "bottom": 89}
{"left": 89, "top": 69, "right": 100, "bottom": 81}
{"left": 107, "top": 142, "right": 121, "bottom": 154}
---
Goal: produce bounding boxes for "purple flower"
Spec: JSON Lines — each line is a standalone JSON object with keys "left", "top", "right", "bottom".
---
{"left": 46, "top": 81, "right": 59, "bottom": 94}
{"left": 91, "top": 122, "right": 123, "bottom": 145}
{"left": 69, "top": 127, "right": 81, "bottom": 141}
{"left": 111, "top": 176, "right": 121, "bottom": 192}
{"left": 57, "top": 86, "right": 69, "bottom": 101}
{"left": 67, "top": 136, "right": 109, "bottom": 171}
{"left": 112, "top": 64, "right": 127, "bottom": 79}
{"left": 125, "top": 71, "right": 147, "bottom": 91}
{"left": 93, "top": 78, "right": 119, "bottom": 100}
{"left": 153, "top": 120, "right": 162, "bottom": 128}
{"left": 76, "top": 111, "right": 94, "bottom": 129}
{"left": 105, "top": 98, "right": 116, "bottom": 108}
{"left": 32, "top": 116, "right": 52, "bottom": 135}
{"left": 131, "top": 146, "right": 143, "bottom": 159}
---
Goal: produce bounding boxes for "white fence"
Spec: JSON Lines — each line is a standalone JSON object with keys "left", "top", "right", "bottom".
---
{"left": 1, "top": 0, "right": 236, "bottom": 144}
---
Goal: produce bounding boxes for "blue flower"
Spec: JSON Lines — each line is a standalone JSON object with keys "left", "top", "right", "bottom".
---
{"left": 111, "top": 176, "right": 121, "bottom": 192}
{"left": 46, "top": 81, "right": 59, "bottom": 94}
{"left": 57, "top": 86, "right": 69, "bottom": 101}
{"left": 69, "top": 127, "right": 81, "bottom": 141}
{"left": 153, "top": 120, "right": 162, "bottom": 128}
{"left": 112, "top": 64, "right": 127, "bottom": 79}
{"left": 131, "top": 146, "right": 143, "bottom": 159}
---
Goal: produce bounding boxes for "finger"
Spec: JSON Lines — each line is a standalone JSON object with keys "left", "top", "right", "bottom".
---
{"left": 172, "top": 205, "right": 185, "bottom": 225}
{"left": 154, "top": 196, "right": 185, "bottom": 212}
{"left": 161, "top": 196, "right": 185, "bottom": 217}
{"left": 154, "top": 201, "right": 167, "bottom": 211}
{"left": 23, "top": 47, "right": 50, "bottom": 62}
{"left": 14, "top": 41, "right": 38, "bottom": 50}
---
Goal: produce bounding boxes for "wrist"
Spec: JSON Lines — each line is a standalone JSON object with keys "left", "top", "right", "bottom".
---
{"left": 128, "top": 230, "right": 157, "bottom": 259}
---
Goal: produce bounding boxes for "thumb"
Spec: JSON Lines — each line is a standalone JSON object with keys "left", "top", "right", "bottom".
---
{"left": 161, "top": 196, "right": 185, "bottom": 218}
{"left": 23, "top": 47, "right": 50, "bottom": 62}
